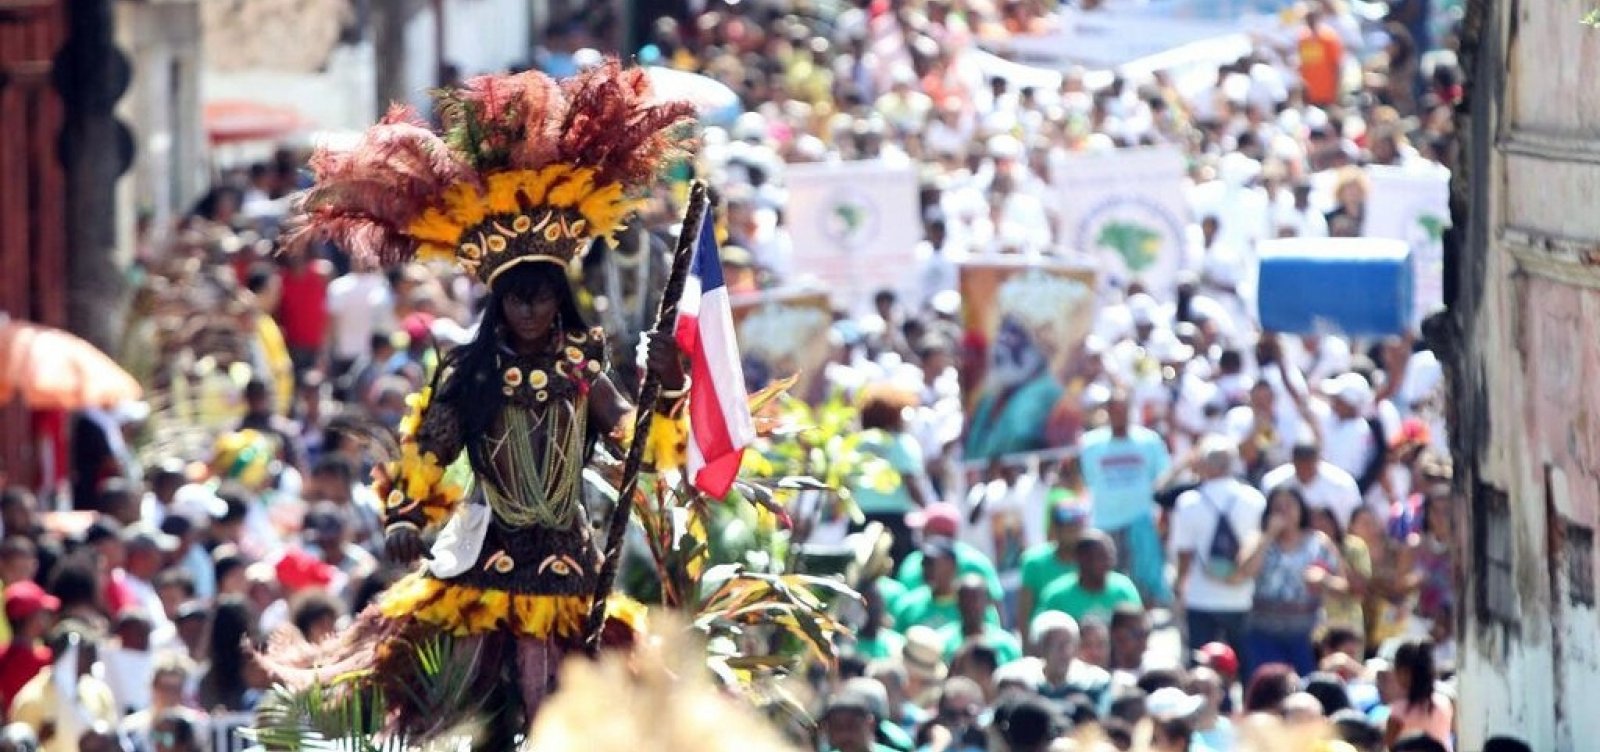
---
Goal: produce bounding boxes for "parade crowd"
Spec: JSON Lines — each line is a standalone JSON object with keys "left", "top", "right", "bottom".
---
{"left": 0, "top": 0, "right": 1535, "bottom": 751}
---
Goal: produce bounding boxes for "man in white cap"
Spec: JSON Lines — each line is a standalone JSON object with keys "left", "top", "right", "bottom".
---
{"left": 1146, "top": 686, "right": 1206, "bottom": 752}
{"left": 1311, "top": 372, "right": 1400, "bottom": 510}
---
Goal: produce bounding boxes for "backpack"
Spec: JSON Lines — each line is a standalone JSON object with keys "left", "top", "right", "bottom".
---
{"left": 1200, "top": 488, "right": 1242, "bottom": 580}
{"left": 1355, "top": 416, "right": 1390, "bottom": 494}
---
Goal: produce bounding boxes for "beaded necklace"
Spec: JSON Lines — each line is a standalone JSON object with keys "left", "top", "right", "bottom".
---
{"left": 478, "top": 328, "right": 604, "bottom": 529}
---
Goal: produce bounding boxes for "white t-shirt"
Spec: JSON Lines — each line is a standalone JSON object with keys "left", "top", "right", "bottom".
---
{"left": 1259, "top": 461, "right": 1363, "bottom": 529}
{"left": 1316, "top": 401, "right": 1401, "bottom": 481}
{"left": 1171, "top": 478, "right": 1267, "bottom": 612}
{"left": 1224, "top": 405, "right": 1303, "bottom": 471}
{"left": 326, "top": 273, "right": 396, "bottom": 362}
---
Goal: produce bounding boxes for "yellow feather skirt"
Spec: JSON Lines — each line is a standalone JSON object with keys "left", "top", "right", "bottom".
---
{"left": 377, "top": 573, "right": 648, "bottom": 641}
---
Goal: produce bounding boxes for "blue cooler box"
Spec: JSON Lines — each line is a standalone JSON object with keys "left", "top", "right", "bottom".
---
{"left": 1255, "top": 238, "right": 1414, "bottom": 336}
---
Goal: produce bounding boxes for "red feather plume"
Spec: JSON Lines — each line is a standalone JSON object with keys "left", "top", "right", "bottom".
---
{"left": 288, "top": 105, "right": 473, "bottom": 267}
{"left": 557, "top": 61, "right": 697, "bottom": 188}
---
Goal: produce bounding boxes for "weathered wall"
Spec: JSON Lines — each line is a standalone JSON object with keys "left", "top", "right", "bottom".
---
{"left": 1453, "top": 0, "right": 1600, "bottom": 749}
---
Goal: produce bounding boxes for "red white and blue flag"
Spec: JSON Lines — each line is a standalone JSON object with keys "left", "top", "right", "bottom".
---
{"left": 674, "top": 208, "right": 755, "bottom": 498}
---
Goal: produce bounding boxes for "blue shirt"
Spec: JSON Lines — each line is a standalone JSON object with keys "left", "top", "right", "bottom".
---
{"left": 1077, "top": 426, "right": 1171, "bottom": 530}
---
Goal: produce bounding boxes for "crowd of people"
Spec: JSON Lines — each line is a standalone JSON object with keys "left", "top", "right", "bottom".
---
{"left": 0, "top": 0, "right": 1529, "bottom": 750}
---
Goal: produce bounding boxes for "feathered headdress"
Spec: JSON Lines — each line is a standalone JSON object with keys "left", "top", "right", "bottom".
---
{"left": 291, "top": 61, "right": 695, "bottom": 285}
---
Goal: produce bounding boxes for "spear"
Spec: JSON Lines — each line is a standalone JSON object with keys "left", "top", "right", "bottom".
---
{"left": 585, "top": 180, "right": 710, "bottom": 654}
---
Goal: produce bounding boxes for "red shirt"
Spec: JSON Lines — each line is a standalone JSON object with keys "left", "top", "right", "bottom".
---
{"left": 277, "top": 265, "right": 331, "bottom": 350}
{"left": 105, "top": 568, "right": 136, "bottom": 616}
{"left": 0, "top": 642, "right": 51, "bottom": 718}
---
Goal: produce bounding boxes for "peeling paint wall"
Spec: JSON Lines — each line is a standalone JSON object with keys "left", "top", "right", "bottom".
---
{"left": 1453, "top": 0, "right": 1600, "bottom": 749}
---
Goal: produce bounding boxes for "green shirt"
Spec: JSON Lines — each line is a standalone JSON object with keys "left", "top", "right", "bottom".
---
{"left": 1037, "top": 572, "right": 1143, "bottom": 623}
{"left": 851, "top": 429, "right": 923, "bottom": 515}
{"left": 1019, "top": 543, "right": 1079, "bottom": 615}
{"left": 891, "top": 587, "right": 1003, "bottom": 633}
{"left": 895, "top": 542, "right": 1004, "bottom": 602}
{"left": 876, "top": 576, "right": 908, "bottom": 610}
{"left": 937, "top": 623, "right": 1023, "bottom": 665}
{"left": 854, "top": 629, "right": 907, "bottom": 661}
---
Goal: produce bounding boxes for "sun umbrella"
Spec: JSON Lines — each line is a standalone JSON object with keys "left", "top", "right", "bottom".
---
{"left": 203, "top": 100, "right": 309, "bottom": 144}
{"left": 645, "top": 66, "right": 744, "bottom": 127}
{"left": 0, "top": 318, "right": 143, "bottom": 411}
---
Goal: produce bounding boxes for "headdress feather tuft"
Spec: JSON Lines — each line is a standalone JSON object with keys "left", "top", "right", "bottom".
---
{"left": 291, "top": 60, "right": 695, "bottom": 280}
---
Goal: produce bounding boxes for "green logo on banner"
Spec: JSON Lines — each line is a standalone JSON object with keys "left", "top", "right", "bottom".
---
{"left": 1096, "top": 220, "right": 1163, "bottom": 272}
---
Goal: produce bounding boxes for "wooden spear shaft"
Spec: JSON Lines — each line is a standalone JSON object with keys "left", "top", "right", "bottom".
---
{"left": 585, "top": 181, "right": 709, "bottom": 654}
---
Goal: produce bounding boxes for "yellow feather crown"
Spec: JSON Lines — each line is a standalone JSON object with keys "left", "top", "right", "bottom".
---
{"left": 407, "top": 165, "right": 641, "bottom": 284}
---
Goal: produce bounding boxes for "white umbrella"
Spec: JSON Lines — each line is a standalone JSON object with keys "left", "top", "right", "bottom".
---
{"left": 645, "top": 66, "right": 744, "bottom": 126}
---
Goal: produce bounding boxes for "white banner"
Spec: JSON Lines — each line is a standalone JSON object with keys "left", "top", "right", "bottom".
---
{"left": 1364, "top": 164, "right": 1451, "bottom": 325}
{"left": 784, "top": 160, "right": 922, "bottom": 311}
{"left": 979, "top": 6, "right": 1252, "bottom": 71}
{"left": 1051, "top": 146, "right": 1190, "bottom": 296}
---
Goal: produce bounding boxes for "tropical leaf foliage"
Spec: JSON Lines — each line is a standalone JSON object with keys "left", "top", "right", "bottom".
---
{"left": 248, "top": 634, "right": 497, "bottom": 752}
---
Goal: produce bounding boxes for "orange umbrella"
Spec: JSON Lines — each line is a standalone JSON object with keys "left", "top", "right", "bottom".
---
{"left": 204, "top": 100, "right": 309, "bottom": 144}
{"left": 0, "top": 318, "right": 143, "bottom": 411}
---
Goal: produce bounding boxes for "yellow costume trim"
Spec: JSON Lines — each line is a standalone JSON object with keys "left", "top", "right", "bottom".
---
{"left": 374, "top": 385, "right": 467, "bottom": 529}
{"left": 376, "top": 574, "right": 648, "bottom": 639}
{"left": 610, "top": 408, "right": 689, "bottom": 472}
{"left": 645, "top": 412, "right": 688, "bottom": 472}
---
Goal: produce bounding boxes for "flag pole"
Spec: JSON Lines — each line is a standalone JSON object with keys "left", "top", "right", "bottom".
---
{"left": 584, "top": 180, "right": 710, "bottom": 654}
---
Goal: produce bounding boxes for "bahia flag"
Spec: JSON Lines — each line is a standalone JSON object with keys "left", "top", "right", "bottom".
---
{"left": 674, "top": 207, "right": 756, "bottom": 498}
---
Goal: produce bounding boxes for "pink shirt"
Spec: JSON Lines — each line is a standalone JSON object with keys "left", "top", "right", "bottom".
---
{"left": 1392, "top": 693, "right": 1454, "bottom": 751}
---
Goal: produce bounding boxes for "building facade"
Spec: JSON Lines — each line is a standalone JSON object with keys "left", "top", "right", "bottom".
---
{"left": 0, "top": 0, "right": 69, "bottom": 489}
{"left": 1450, "top": 0, "right": 1600, "bottom": 749}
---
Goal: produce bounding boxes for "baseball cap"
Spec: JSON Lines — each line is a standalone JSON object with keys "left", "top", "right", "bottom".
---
{"left": 1194, "top": 642, "right": 1239, "bottom": 677}
{"left": 906, "top": 502, "right": 962, "bottom": 537}
{"left": 275, "top": 549, "right": 338, "bottom": 594}
{"left": 1320, "top": 372, "right": 1374, "bottom": 412}
{"left": 175, "top": 600, "right": 210, "bottom": 624}
{"left": 172, "top": 483, "right": 229, "bottom": 524}
{"left": 5, "top": 581, "right": 60, "bottom": 623}
{"left": 123, "top": 523, "right": 180, "bottom": 554}
{"left": 822, "top": 688, "right": 875, "bottom": 719}
{"left": 1145, "top": 687, "right": 1205, "bottom": 720}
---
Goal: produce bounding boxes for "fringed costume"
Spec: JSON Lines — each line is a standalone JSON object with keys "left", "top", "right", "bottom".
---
{"left": 255, "top": 61, "right": 695, "bottom": 744}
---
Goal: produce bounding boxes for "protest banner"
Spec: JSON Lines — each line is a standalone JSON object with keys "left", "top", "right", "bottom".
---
{"left": 1364, "top": 164, "right": 1451, "bottom": 325}
{"left": 959, "top": 260, "right": 1098, "bottom": 464}
{"left": 784, "top": 159, "right": 922, "bottom": 311}
{"left": 1051, "top": 146, "right": 1190, "bottom": 296}
{"left": 731, "top": 288, "right": 836, "bottom": 405}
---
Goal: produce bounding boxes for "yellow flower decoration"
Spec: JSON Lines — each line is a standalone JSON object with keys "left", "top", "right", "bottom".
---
{"left": 528, "top": 369, "right": 549, "bottom": 389}
{"left": 565, "top": 347, "right": 583, "bottom": 363}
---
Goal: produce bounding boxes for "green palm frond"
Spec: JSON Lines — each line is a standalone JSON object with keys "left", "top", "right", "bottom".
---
{"left": 248, "top": 634, "right": 490, "bottom": 752}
